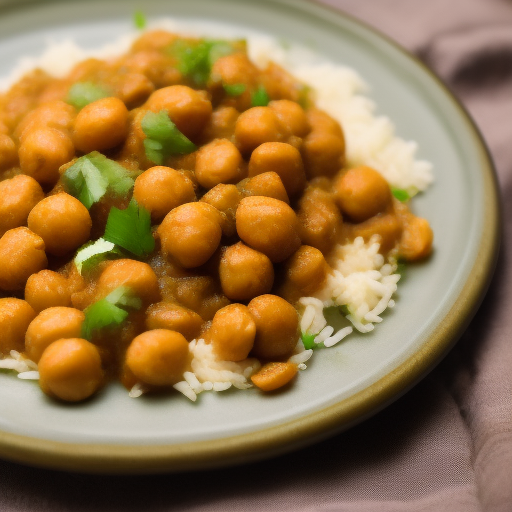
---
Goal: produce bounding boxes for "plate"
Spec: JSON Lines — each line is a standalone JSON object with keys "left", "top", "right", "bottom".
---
{"left": 0, "top": 0, "right": 499, "bottom": 473}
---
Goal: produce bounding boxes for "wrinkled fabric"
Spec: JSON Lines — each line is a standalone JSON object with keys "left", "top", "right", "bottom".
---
{"left": 1, "top": 0, "right": 511, "bottom": 511}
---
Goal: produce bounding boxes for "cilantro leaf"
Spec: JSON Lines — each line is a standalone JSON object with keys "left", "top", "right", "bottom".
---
{"left": 391, "top": 188, "right": 410, "bottom": 202}
{"left": 223, "top": 83, "right": 246, "bottom": 96}
{"left": 251, "top": 85, "right": 270, "bottom": 107}
{"left": 74, "top": 238, "right": 124, "bottom": 275}
{"left": 103, "top": 199, "right": 155, "bottom": 258}
{"left": 67, "top": 82, "right": 111, "bottom": 110}
{"left": 301, "top": 331, "right": 316, "bottom": 350}
{"left": 133, "top": 10, "right": 146, "bottom": 30}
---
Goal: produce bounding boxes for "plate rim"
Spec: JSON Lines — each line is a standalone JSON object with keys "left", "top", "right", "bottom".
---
{"left": 0, "top": 0, "right": 501, "bottom": 473}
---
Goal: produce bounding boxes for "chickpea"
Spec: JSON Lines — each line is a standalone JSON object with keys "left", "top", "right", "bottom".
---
{"left": 201, "top": 106, "right": 239, "bottom": 142}
{"left": 236, "top": 196, "right": 301, "bottom": 262}
{"left": 206, "top": 304, "right": 256, "bottom": 362}
{"left": 334, "top": 166, "right": 392, "bottom": 222}
{"left": 195, "top": 138, "right": 244, "bottom": 189}
{"left": 0, "top": 227, "right": 47, "bottom": 291}
{"left": 248, "top": 294, "right": 299, "bottom": 359}
{"left": 125, "top": 329, "right": 189, "bottom": 386}
{"left": 18, "top": 127, "right": 75, "bottom": 185}
{"left": 251, "top": 362, "right": 298, "bottom": 391}
{"left": 122, "top": 51, "right": 181, "bottom": 89}
{"left": 279, "top": 245, "right": 329, "bottom": 302}
{"left": 349, "top": 213, "right": 402, "bottom": 254}
{"left": 241, "top": 172, "right": 290, "bottom": 204}
{"left": 200, "top": 184, "right": 241, "bottom": 237}
{"left": 297, "top": 187, "right": 342, "bottom": 254}
{"left": 0, "top": 133, "right": 17, "bottom": 170}
{"left": 398, "top": 215, "right": 433, "bottom": 261}
{"left": 158, "top": 202, "right": 222, "bottom": 268}
{"left": 219, "top": 242, "right": 274, "bottom": 301}
{"left": 73, "top": 97, "right": 129, "bottom": 153}
{"left": 306, "top": 108, "right": 344, "bottom": 138}
{"left": 248, "top": 142, "right": 306, "bottom": 198}
{"left": 133, "top": 166, "right": 196, "bottom": 223}
{"left": 24, "top": 306, "right": 85, "bottom": 362}
{"left": 38, "top": 338, "right": 103, "bottom": 402}
{"left": 131, "top": 30, "right": 178, "bottom": 52}
{"left": 145, "top": 85, "right": 212, "bottom": 139}
{"left": 27, "top": 192, "right": 92, "bottom": 256}
{"left": 25, "top": 270, "right": 72, "bottom": 312}
{"left": 0, "top": 298, "right": 36, "bottom": 354}
{"left": 234, "top": 107, "right": 281, "bottom": 154}
{"left": 15, "top": 100, "right": 76, "bottom": 142}
{"left": 96, "top": 259, "right": 160, "bottom": 305}
{"left": 302, "top": 130, "right": 345, "bottom": 179}
{"left": 0, "top": 175, "right": 44, "bottom": 237}
{"left": 114, "top": 73, "right": 155, "bottom": 108}
{"left": 145, "top": 302, "right": 203, "bottom": 341}
{"left": 268, "top": 100, "right": 309, "bottom": 138}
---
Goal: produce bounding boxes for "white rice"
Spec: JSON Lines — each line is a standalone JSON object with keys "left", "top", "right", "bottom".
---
{"left": 0, "top": 23, "right": 430, "bottom": 399}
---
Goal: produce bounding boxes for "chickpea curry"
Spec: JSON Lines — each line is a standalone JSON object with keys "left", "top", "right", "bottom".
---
{"left": 0, "top": 30, "right": 433, "bottom": 402}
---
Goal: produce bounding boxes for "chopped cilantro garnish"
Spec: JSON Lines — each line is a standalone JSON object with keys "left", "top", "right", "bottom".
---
{"left": 62, "top": 152, "right": 135, "bottom": 209}
{"left": 396, "top": 261, "right": 407, "bottom": 279}
{"left": 391, "top": 188, "right": 410, "bottom": 202}
{"left": 74, "top": 238, "right": 123, "bottom": 275}
{"left": 141, "top": 110, "right": 196, "bottom": 165}
{"left": 103, "top": 199, "right": 155, "bottom": 258}
{"left": 133, "top": 10, "right": 147, "bottom": 30}
{"left": 340, "top": 305, "right": 351, "bottom": 316}
{"left": 66, "top": 82, "right": 111, "bottom": 110}
{"left": 301, "top": 332, "right": 316, "bottom": 350}
{"left": 251, "top": 85, "right": 270, "bottom": 107}
{"left": 81, "top": 286, "right": 141, "bottom": 341}
{"left": 223, "top": 83, "right": 246, "bottom": 96}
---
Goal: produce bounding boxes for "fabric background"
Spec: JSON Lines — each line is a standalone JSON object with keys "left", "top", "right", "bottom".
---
{"left": 1, "top": 0, "right": 511, "bottom": 510}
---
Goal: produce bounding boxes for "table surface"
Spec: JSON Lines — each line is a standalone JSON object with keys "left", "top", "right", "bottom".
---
{"left": 1, "top": 0, "right": 511, "bottom": 511}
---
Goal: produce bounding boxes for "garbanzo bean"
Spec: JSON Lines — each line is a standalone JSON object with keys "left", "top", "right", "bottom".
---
{"left": 125, "top": 329, "right": 189, "bottom": 386}
{"left": 96, "top": 259, "right": 160, "bottom": 305}
{"left": 334, "top": 166, "right": 392, "bottom": 222}
{"left": 38, "top": 338, "right": 103, "bottom": 402}
{"left": 201, "top": 106, "right": 239, "bottom": 142}
{"left": 195, "top": 138, "right": 244, "bottom": 189}
{"left": 145, "top": 85, "right": 212, "bottom": 139}
{"left": 248, "top": 294, "right": 299, "bottom": 360}
{"left": 145, "top": 302, "right": 203, "bottom": 341}
{"left": 18, "top": 127, "right": 75, "bottom": 185}
{"left": 301, "top": 130, "right": 345, "bottom": 178}
{"left": 25, "top": 270, "right": 72, "bottom": 312}
{"left": 306, "top": 108, "right": 344, "bottom": 138}
{"left": 0, "top": 227, "right": 47, "bottom": 291}
{"left": 251, "top": 361, "right": 298, "bottom": 391}
{"left": 133, "top": 166, "right": 196, "bottom": 222}
{"left": 200, "top": 183, "right": 241, "bottom": 237}
{"left": 219, "top": 242, "right": 274, "bottom": 301}
{"left": 27, "top": 192, "right": 92, "bottom": 256}
{"left": 268, "top": 100, "right": 309, "bottom": 138}
{"left": 234, "top": 107, "right": 281, "bottom": 154}
{"left": 114, "top": 72, "right": 155, "bottom": 109}
{"left": 248, "top": 142, "right": 306, "bottom": 198}
{"left": 236, "top": 196, "right": 301, "bottom": 262}
{"left": 73, "top": 97, "right": 129, "bottom": 153}
{"left": 25, "top": 306, "right": 85, "bottom": 362}
{"left": 0, "top": 175, "right": 44, "bottom": 237}
{"left": 0, "top": 133, "right": 17, "bottom": 170}
{"left": 241, "top": 172, "right": 290, "bottom": 204}
{"left": 0, "top": 298, "right": 36, "bottom": 354}
{"left": 398, "top": 215, "right": 433, "bottom": 261}
{"left": 206, "top": 304, "right": 256, "bottom": 362}
{"left": 158, "top": 202, "right": 222, "bottom": 268}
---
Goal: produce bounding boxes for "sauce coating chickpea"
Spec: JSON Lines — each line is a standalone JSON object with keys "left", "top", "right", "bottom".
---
{"left": 0, "top": 227, "right": 47, "bottom": 291}
{"left": 268, "top": 100, "right": 309, "bottom": 138}
{"left": 0, "top": 298, "right": 36, "bottom": 354}
{"left": 206, "top": 304, "right": 256, "bottom": 362}
{"left": 0, "top": 175, "right": 44, "bottom": 237}
{"left": 248, "top": 294, "right": 299, "bottom": 360}
{"left": 219, "top": 242, "right": 274, "bottom": 301}
{"left": 73, "top": 97, "right": 129, "bottom": 153}
{"left": 158, "top": 202, "right": 222, "bottom": 268}
{"left": 234, "top": 107, "right": 281, "bottom": 154}
{"left": 27, "top": 192, "right": 92, "bottom": 256}
{"left": 133, "top": 166, "right": 196, "bottom": 222}
{"left": 25, "top": 306, "right": 85, "bottom": 362}
{"left": 301, "top": 130, "right": 345, "bottom": 179}
{"left": 38, "top": 338, "right": 103, "bottom": 402}
{"left": 125, "top": 329, "right": 189, "bottom": 386}
{"left": 236, "top": 196, "right": 301, "bottom": 263}
{"left": 241, "top": 172, "right": 290, "bottom": 204}
{"left": 25, "top": 270, "right": 72, "bottom": 312}
{"left": 145, "top": 302, "right": 203, "bottom": 341}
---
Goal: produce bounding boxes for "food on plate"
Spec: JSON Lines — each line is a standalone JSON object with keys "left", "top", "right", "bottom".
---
{"left": 0, "top": 27, "right": 433, "bottom": 403}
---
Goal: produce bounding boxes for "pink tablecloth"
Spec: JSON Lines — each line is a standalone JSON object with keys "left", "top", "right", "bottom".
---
{"left": 1, "top": 0, "right": 511, "bottom": 510}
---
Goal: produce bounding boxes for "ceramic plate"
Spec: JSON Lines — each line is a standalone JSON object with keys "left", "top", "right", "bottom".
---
{"left": 0, "top": 0, "right": 499, "bottom": 473}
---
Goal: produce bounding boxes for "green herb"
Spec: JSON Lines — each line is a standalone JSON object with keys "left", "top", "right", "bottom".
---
{"left": 74, "top": 238, "right": 123, "bottom": 275}
{"left": 62, "top": 152, "right": 135, "bottom": 209}
{"left": 141, "top": 110, "right": 196, "bottom": 165}
{"left": 133, "top": 10, "right": 147, "bottom": 30}
{"left": 81, "top": 286, "right": 141, "bottom": 340}
{"left": 223, "top": 83, "right": 246, "bottom": 96}
{"left": 301, "top": 332, "right": 316, "bottom": 350}
{"left": 391, "top": 188, "right": 410, "bottom": 202}
{"left": 297, "top": 84, "right": 312, "bottom": 109}
{"left": 396, "top": 261, "right": 406, "bottom": 280}
{"left": 251, "top": 85, "right": 270, "bottom": 107}
{"left": 103, "top": 199, "right": 155, "bottom": 258}
{"left": 340, "top": 304, "right": 351, "bottom": 316}
{"left": 66, "top": 82, "right": 111, "bottom": 110}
